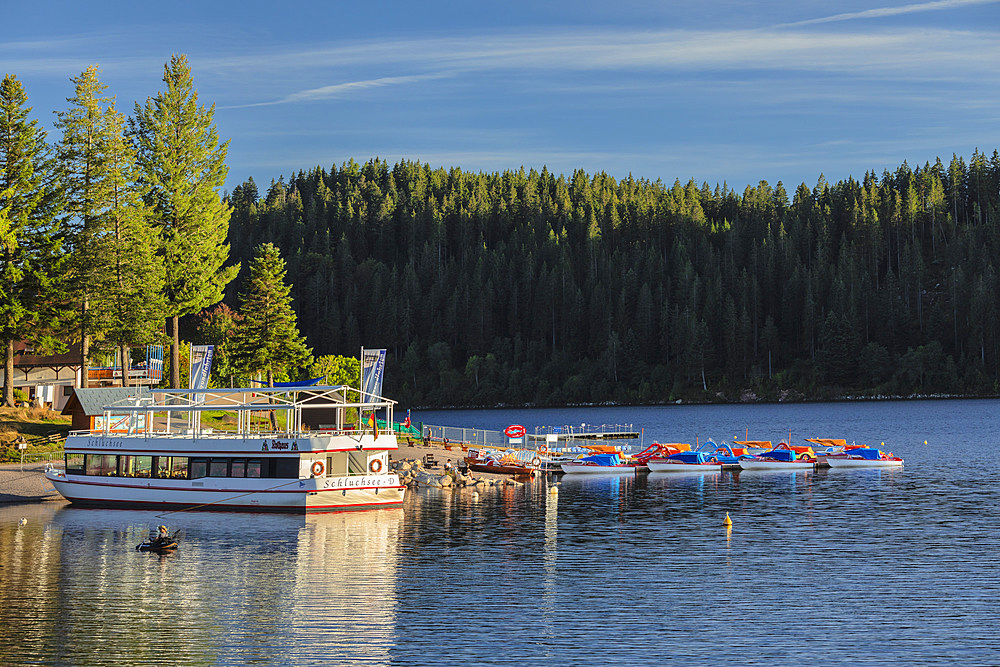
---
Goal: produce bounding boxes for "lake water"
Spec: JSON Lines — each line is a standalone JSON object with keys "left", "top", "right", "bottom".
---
{"left": 2, "top": 400, "right": 1000, "bottom": 665}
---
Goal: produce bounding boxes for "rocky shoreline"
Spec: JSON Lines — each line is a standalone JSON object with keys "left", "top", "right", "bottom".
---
{"left": 389, "top": 456, "right": 528, "bottom": 489}
{"left": 0, "top": 441, "right": 526, "bottom": 505}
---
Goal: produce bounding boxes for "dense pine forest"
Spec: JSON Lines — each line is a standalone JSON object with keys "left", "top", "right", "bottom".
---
{"left": 221, "top": 150, "right": 1000, "bottom": 407}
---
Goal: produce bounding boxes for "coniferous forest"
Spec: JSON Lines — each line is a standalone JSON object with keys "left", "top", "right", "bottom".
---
{"left": 221, "top": 151, "right": 1000, "bottom": 407}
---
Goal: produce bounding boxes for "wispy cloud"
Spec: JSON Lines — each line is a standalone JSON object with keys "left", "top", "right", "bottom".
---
{"left": 777, "top": 0, "right": 1000, "bottom": 27}
{"left": 222, "top": 72, "right": 451, "bottom": 109}
{"left": 232, "top": 28, "right": 998, "bottom": 77}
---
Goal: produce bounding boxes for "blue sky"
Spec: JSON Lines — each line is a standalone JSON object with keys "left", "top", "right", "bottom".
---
{"left": 3, "top": 0, "right": 998, "bottom": 194}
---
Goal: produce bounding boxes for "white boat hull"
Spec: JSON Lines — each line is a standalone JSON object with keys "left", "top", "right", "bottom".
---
{"left": 560, "top": 463, "right": 639, "bottom": 474}
{"left": 826, "top": 458, "right": 903, "bottom": 468}
{"left": 738, "top": 460, "right": 814, "bottom": 471}
{"left": 45, "top": 470, "right": 404, "bottom": 512}
{"left": 647, "top": 460, "right": 722, "bottom": 473}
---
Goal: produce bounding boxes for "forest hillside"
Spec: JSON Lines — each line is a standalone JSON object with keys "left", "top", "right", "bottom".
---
{"left": 222, "top": 150, "right": 1000, "bottom": 406}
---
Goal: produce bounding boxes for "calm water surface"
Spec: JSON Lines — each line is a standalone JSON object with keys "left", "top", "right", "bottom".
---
{"left": 2, "top": 400, "right": 1000, "bottom": 665}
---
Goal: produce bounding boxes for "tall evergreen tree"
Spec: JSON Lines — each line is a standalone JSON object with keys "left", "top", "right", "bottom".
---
{"left": 54, "top": 65, "right": 114, "bottom": 388}
{"left": 131, "top": 54, "right": 238, "bottom": 388}
{"left": 93, "top": 101, "right": 166, "bottom": 385}
{"left": 229, "top": 242, "right": 312, "bottom": 387}
{"left": 0, "top": 74, "right": 65, "bottom": 406}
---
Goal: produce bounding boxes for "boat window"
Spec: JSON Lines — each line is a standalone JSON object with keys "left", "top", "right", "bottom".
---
{"left": 247, "top": 459, "right": 262, "bottom": 478}
{"left": 209, "top": 459, "right": 229, "bottom": 477}
{"left": 119, "top": 455, "right": 153, "bottom": 478}
{"left": 190, "top": 458, "right": 208, "bottom": 479}
{"left": 134, "top": 456, "right": 154, "bottom": 478}
{"left": 170, "top": 457, "right": 188, "bottom": 479}
{"left": 231, "top": 459, "right": 247, "bottom": 478}
{"left": 85, "top": 454, "right": 116, "bottom": 476}
{"left": 119, "top": 455, "right": 134, "bottom": 476}
{"left": 153, "top": 456, "right": 170, "bottom": 478}
{"left": 326, "top": 456, "right": 333, "bottom": 475}
{"left": 273, "top": 457, "right": 299, "bottom": 478}
{"left": 66, "top": 454, "right": 85, "bottom": 475}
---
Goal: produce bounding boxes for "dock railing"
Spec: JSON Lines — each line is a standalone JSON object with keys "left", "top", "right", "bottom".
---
{"left": 422, "top": 423, "right": 641, "bottom": 454}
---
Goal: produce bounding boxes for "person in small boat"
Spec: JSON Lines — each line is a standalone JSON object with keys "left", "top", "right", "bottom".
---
{"left": 153, "top": 525, "right": 170, "bottom": 546}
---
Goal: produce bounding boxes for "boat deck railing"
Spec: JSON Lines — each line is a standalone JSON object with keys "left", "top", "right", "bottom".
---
{"left": 423, "top": 423, "right": 643, "bottom": 455}
{"left": 88, "top": 385, "right": 396, "bottom": 439}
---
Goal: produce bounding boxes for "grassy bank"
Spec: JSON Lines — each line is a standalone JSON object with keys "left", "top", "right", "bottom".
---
{"left": 0, "top": 406, "right": 71, "bottom": 463}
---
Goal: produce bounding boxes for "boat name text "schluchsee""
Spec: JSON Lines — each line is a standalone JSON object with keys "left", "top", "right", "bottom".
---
{"left": 323, "top": 475, "right": 396, "bottom": 489}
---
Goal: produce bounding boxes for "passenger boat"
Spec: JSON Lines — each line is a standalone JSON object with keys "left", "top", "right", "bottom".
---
{"left": 44, "top": 385, "right": 405, "bottom": 513}
{"left": 647, "top": 450, "right": 723, "bottom": 473}
{"left": 825, "top": 447, "right": 903, "bottom": 468}
{"left": 738, "top": 444, "right": 816, "bottom": 471}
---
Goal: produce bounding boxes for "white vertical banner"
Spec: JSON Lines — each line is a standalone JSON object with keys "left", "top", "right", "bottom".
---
{"left": 360, "top": 348, "right": 386, "bottom": 400}
{"left": 189, "top": 345, "right": 214, "bottom": 402}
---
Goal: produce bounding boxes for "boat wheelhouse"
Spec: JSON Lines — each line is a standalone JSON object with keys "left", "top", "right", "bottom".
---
{"left": 45, "top": 385, "right": 404, "bottom": 513}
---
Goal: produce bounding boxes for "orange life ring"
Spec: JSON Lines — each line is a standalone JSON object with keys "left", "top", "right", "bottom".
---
{"left": 311, "top": 461, "right": 324, "bottom": 476}
{"left": 538, "top": 442, "right": 549, "bottom": 455}
{"left": 369, "top": 458, "right": 383, "bottom": 473}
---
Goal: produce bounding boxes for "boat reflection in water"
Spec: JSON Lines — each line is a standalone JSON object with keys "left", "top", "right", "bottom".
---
{"left": 0, "top": 505, "right": 402, "bottom": 666}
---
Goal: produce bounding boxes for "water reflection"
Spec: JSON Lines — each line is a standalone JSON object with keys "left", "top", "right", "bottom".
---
{"left": 0, "top": 505, "right": 402, "bottom": 666}
{"left": 7, "top": 395, "right": 1000, "bottom": 664}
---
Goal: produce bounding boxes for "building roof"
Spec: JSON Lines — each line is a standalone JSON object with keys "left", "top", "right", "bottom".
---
{"left": 61, "top": 387, "right": 148, "bottom": 416}
{"left": 15, "top": 341, "right": 83, "bottom": 368}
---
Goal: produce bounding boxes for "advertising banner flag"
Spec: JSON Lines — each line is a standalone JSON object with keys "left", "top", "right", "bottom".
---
{"left": 189, "top": 345, "right": 214, "bottom": 402}
{"left": 360, "top": 348, "right": 386, "bottom": 400}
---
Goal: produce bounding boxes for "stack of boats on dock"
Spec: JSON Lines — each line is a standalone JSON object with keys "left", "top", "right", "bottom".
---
{"left": 465, "top": 429, "right": 903, "bottom": 477}
{"left": 539, "top": 437, "right": 902, "bottom": 475}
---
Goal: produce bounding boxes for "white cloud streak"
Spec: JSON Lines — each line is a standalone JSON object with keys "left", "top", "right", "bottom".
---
{"left": 223, "top": 73, "right": 451, "bottom": 108}
{"left": 777, "top": 0, "right": 1000, "bottom": 27}
{"left": 207, "top": 26, "right": 999, "bottom": 107}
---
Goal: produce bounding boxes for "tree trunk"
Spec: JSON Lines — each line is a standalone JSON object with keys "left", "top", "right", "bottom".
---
{"left": 120, "top": 344, "right": 129, "bottom": 388}
{"left": 80, "top": 298, "right": 90, "bottom": 389}
{"left": 267, "top": 367, "right": 277, "bottom": 431}
{"left": 170, "top": 315, "right": 180, "bottom": 388}
{"left": 3, "top": 338, "right": 14, "bottom": 407}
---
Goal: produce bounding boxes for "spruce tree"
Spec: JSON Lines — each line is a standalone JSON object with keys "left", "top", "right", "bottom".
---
{"left": 229, "top": 243, "right": 312, "bottom": 387}
{"left": 131, "top": 54, "right": 238, "bottom": 388}
{"left": 0, "top": 74, "right": 65, "bottom": 406}
{"left": 93, "top": 102, "right": 166, "bottom": 385}
{"left": 54, "top": 65, "right": 114, "bottom": 389}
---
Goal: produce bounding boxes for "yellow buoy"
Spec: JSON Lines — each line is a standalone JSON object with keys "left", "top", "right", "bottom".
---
{"left": 723, "top": 512, "right": 732, "bottom": 526}
{"left": 549, "top": 486, "right": 559, "bottom": 495}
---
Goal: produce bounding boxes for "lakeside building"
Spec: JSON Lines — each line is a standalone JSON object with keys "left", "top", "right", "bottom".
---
{"left": 0, "top": 342, "right": 163, "bottom": 411}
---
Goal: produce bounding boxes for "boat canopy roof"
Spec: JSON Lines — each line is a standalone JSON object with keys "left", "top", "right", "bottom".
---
{"left": 98, "top": 385, "right": 394, "bottom": 413}
{"left": 806, "top": 438, "right": 847, "bottom": 448}
{"left": 581, "top": 444, "right": 623, "bottom": 454}
{"left": 668, "top": 451, "right": 713, "bottom": 464}
{"left": 850, "top": 448, "right": 883, "bottom": 460}
{"left": 760, "top": 448, "right": 798, "bottom": 462}
{"left": 734, "top": 440, "right": 772, "bottom": 448}
{"left": 580, "top": 453, "right": 620, "bottom": 466}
